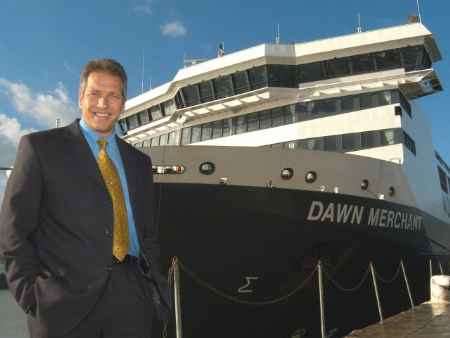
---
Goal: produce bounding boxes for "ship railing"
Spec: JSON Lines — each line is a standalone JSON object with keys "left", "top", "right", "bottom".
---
{"left": 164, "top": 257, "right": 448, "bottom": 338}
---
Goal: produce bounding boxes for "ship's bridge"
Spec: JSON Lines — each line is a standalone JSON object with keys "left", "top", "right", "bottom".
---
{"left": 121, "top": 22, "right": 442, "bottom": 143}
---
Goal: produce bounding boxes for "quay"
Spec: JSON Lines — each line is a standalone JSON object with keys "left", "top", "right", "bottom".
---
{"left": 346, "top": 302, "right": 450, "bottom": 338}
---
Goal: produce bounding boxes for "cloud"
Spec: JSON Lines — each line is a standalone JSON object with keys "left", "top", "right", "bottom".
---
{"left": 161, "top": 21, "right": 187, "bottom": 38}
{"left": 0, "top": 114, "right": 34, "bottom": 203}
{"left": 133, "top": 0, "right": 153, "bottom": 15}
{"left": 0, "top": 114, "right": 34, "bottom": 146}
{"left": 0, "top": 79, "right": 78, "bottom": 128}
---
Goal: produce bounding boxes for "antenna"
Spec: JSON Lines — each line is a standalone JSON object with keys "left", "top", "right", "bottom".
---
{"left": 416, "top": 0, "right": 423, "bottom": 23}
{"left": 217, "top": 42, "right": 225, "bottom": 57}
{"left": 275, "top": 24, "right": 280, "bottom": 44}
{"left": 141, "top": 50, "right": 145, "bottom": 94}
{"left": 356, "top": 13, "right": 362, "bottom": 33}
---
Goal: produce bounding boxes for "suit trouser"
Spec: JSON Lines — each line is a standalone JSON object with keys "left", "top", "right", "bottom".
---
{"left": 29, "top": 259, "right": 154, "bottom": 338}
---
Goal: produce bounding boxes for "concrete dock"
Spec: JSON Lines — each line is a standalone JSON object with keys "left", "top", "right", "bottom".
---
{"left": 346, "top": 302, "right": 450, "bottom": 337}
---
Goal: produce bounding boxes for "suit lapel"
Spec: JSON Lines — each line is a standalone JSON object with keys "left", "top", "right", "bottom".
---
{"left": 64, "top": 120, "right": 109, "bottom": 193}
{"left": 116, "top": 138, "right": 142, "bottom": 233}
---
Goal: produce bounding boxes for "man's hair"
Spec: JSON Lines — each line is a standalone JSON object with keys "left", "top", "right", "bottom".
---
{"left": 79, "top": 58, "right": 128, "bottom": 100}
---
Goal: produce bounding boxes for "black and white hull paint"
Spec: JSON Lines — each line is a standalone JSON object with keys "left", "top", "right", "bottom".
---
{"left": 145, "top": 146, "right": 450, "bottom": 337}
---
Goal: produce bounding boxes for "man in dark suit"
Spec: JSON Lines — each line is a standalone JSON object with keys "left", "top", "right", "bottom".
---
{"left": 0, "top": 59, "right": 170, "bottom": 338}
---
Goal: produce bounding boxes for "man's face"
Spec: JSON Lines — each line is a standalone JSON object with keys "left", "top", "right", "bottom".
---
{"left": 79, "top": 71, "right": 124, "bottom": 137}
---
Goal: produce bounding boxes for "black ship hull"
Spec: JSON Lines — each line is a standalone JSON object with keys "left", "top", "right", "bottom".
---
{"left": 153, "top": 183, "right": 450, "bottom": 337}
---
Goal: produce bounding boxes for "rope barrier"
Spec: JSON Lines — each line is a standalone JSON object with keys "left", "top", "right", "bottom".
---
{"left": 323, "top": 266, "right": 371, "bottom": 293}
{"left": 373, "top": 262, "right": 402, "bottom": 284}
{"left": 176, "top": 259, "right": 318, "bottom": 306}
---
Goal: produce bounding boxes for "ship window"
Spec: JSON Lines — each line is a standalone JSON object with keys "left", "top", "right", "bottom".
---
{"left": 294, "top": 102, "right": 308, "bottom": 121}
{"left": 150, "top": 105, "right": 163, "bottom": 120}
{"left": 139, "top": 110, "right": 151, "bottom": 124}
{"left": 201, "top": 123, "right": 213, "bottom": 141}
{"left": 127, "top": 114, "right": 139, "bottom": 129}
{"left": 199, "top": 81, "right": 214, "bottom": 103}
{"left": 232, "top": 71, "right": 250, "bottom": 94}
{"left": 314, "top": 99, "right": 337, "bottom": 114}
{"left": 119, "top": 119, "right": 128, "bottom": 133}
{"left": 298, "top": 62, "right": 324, "bottom": 83}
{"left": 309, "top": 138, "right": 324, "bottom": 151}
{"left": 378, "top": 91, "right": 391, "bottom": 106}
{"left": 212, "top": 120, "right": 224, "bottom": 139}
{"left": 142, "top": 139, "right": 151, "bottom": 147}
{"left": 182, "top": 85, "right": 200, "bottom": 106}
{"left": 399, "top": 92, "right": 412, "bottom": 117}
{"left": 403, "top": 131, "right": 416, "bottom": 155}
{"left": 223, "top": 119, "right": 231, "bottom": 136}
{"left": 271, "top": 107, "right": 285, "bottom": 127}
{"left": 438, "top": 167, "right": 449, "bottom": 193}
{"left": 374, "top": 49, "right": 401, "bottom": 71}
{"left": 327, "top": 58, "right": 350, "bottom": 78}
{"left": 191, "top": 125, "right": 201, "bottom": 143}
{"left": 248, "top": 66, "right": 268, "bottom": 89}
{"left": 341, "top": 95, "right": 357, "bottom": 112}
{"left": 175, "top": 91, "right": 185, "bottom": 109}
{"left": 351, "top": 54, "right": 375, "bottom": 74}
{"left": 324, "top": 135, "right": 339, "bottom": 151}
{"left": 381, "top": 129, "right": 396, "bottom": 146}
{"left": 247, "top": 112, "right": 259, "bottom": 131}
{"left": 181, "top": 128, "right": 191, "bottom": 145}
{"left": 360, "top": 93, "right": 374, "bottom": 109}
{"left": 168, "top": 131, "right": 177, "bottom": 145}
{"left": 267, "top": 64, "right": 296, "bottom": 87}
{"left": 151, "top": 136, "right": 159, "bottom": 147}
{"left": 284, "top": 105, "right": 294, "bottom": 124}
{"left": 402, "top": 45, "right": 431, "bottom": 71}
{"left": 163, "top": 100, "right": 176, "bottom": 116}
{"left": 233, "top": 115, "right": 247, "bottom": 134}
{"left": 342, "top": 133, "right": 358, "bottom": 151}
{"left": 159, "top": 133, "right": 168, "bottom": 146}
{"left": 259, "top": 110, "right": 272, "bottom": 129}
{"left": 361, "top": 131, "right": 380, "bottom": 148}
{"left": 213, "top": 75, "right": 234, "bottom": 99}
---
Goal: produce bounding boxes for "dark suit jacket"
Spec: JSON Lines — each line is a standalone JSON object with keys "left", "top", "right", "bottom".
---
{"left": 0, "top": 120, "right": 170, "bottom": 337}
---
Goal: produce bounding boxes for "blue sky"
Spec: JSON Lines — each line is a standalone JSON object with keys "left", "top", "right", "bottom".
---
{"left": 0, "top": 0, "right": 449, "bottom": 197}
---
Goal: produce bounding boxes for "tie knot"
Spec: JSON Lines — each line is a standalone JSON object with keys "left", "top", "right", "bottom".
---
{"left": 97, "top": 139, "right": 108, "bottom": 151}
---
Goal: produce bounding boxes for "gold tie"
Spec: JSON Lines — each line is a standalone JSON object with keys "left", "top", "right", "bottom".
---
{"left": 97, "top": 139, "right": 129, "bottom": 261}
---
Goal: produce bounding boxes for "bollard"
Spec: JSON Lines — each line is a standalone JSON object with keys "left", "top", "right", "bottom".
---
{"left": 369, "top": 262, "right": 384, "bottom": 322}
{"left": 173, "top": 258, "right": 183, "bottom": 338}
{"left": 317, "top": 260, "right": 326, "bottom": 338}
{"left": 400, "top": 260, "right": 414, "bottom": 310}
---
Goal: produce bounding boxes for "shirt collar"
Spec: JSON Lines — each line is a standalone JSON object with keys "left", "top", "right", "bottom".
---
{"left": 79, "top": 118, "right": 116, "bottom": 145}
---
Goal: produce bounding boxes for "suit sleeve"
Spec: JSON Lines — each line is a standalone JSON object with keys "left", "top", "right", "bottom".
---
{"left": 0, "top": 135, "right": 43, "bottom": 313}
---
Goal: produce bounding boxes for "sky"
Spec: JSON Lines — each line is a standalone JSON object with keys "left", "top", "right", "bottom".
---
{"left": 0, "top": 0, "right": 449, "bottom": 200}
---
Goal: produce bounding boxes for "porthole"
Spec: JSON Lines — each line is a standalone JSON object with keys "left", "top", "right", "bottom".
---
{"left": 361, "top": 179, "right": 369, "bottom": 190}
{"left": 281, "top": 168, "right": 294, "bottom": 180}
{"left": 199, "top": 162, "right": 215, "bottom": 175}
{"left": 305, "top": 171, "right": 317, "bottom": 183}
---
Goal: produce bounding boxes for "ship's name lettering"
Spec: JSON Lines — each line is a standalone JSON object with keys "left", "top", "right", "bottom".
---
{"left": 306, "top": 201, "right": 422, "bottom": 232}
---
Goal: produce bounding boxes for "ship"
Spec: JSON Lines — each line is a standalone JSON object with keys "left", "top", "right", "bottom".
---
{"left": 120, "top": 19, "right": 450, "bottom": 337}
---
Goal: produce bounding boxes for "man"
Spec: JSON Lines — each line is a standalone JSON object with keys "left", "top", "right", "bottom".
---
{"left": 0, "top": 59, "right": 170, "bottom": 338}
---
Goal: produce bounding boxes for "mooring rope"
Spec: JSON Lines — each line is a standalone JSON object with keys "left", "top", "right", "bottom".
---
{"left": 323, "top": 266, "right": 371, "bottom": 293}
{"left": 175, "top": 259, "right": 318, "bottom": 306}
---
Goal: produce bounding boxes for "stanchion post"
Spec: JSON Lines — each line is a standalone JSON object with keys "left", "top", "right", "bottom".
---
{"left": 174, "top": 257, "right": 183, "bottom": 338}
{"left": 438, "top": 261, "right": 444, "bottom": 275}
{"left": 317, "top": 260, "right": 326, "bottom": 338}
{"left": 429, "top": 258, "right": 433, "bottom": 278}
{"left": 400, "top": 260, "right": 414, "bottom": 310}
{"left": 369, "top": 262, "right": 384, "bottom": 323}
